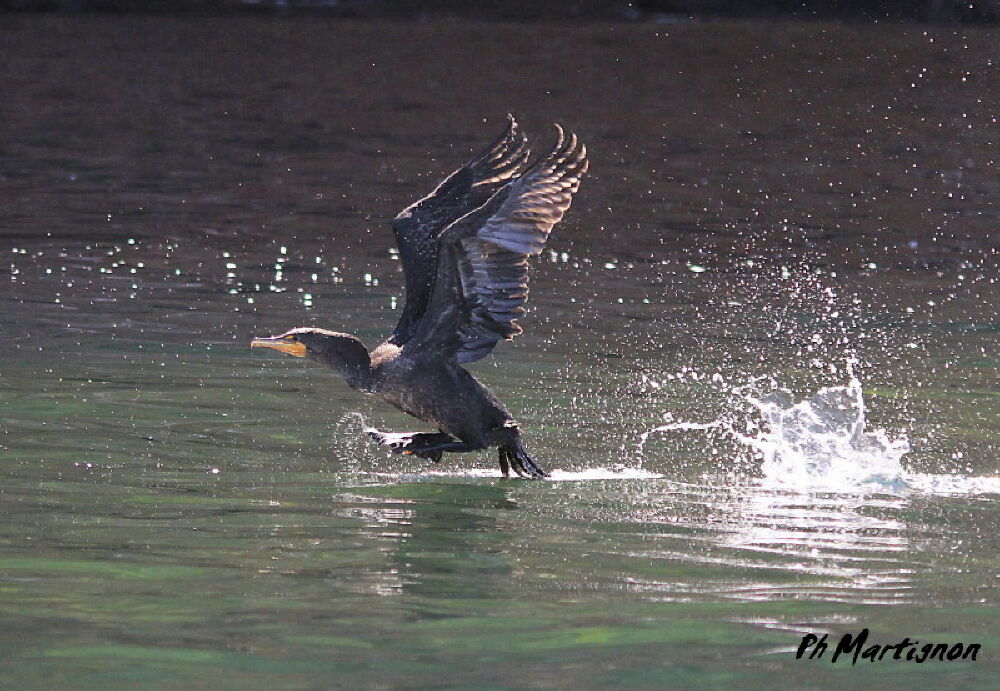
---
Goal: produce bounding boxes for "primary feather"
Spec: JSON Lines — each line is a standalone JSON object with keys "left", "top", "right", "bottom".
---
{"left": 405, "top": 124, "right": 588, "bottom": 363}
{"left": 389, "top": 115, "right": 529, "bottom": 345}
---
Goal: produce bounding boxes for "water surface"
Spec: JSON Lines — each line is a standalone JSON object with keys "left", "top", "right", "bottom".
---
{"left": 1, "top": 16, "right": 998, "bottom": 689}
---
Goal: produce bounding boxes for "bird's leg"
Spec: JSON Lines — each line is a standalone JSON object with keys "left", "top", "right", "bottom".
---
{"left": 402, "top": 440, "right": 486, "bottom": 464}
{"left": 499, "top": 443, "right": 549, "bottom": 479}
{"left": 489, "top": 422, "right": 549, "bottom": 479}
{"left": 406, "top": 440, "right": 481, "bottom": 455}
{"left": 498, "top": 448, "right": 511, "bottom": 478}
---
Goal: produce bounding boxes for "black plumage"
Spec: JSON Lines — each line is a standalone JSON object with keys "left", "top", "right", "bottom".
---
{"left": 252, "top": 116, "right": 588, "bottom": 478}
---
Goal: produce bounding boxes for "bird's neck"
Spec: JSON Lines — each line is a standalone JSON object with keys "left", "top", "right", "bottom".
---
{"left": 318, "top": 337, "right": 375, "bottom": 391}
{"left": 339, "top": 361, "right": 374, "bottom": 391}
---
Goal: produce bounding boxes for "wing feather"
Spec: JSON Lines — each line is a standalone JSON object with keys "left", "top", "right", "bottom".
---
{"left": 406, "top": 125, "right": 588, "bottom": 363}
{"left": 388, "top": 116, "right": 529, "bottom": 344}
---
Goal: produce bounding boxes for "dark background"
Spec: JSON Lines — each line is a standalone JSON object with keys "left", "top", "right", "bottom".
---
{"left": 3, "top": 0, "right": 999, "bottom": 22}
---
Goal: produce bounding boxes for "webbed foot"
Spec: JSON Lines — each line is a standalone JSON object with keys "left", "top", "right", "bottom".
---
{"left": 498, "top": 446, "right": 549, "bottom": 479}
{"left": 366, "top": 429, "right": 454, "bottom": 463}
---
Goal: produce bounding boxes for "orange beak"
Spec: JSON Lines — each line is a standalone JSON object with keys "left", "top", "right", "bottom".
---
{"left": 251, "top": 336, "right": 307, "bottom": 358}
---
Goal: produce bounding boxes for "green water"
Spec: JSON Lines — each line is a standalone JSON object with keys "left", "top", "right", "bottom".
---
{"left": 2, "top": 16, "right": 998, "bottom": 689}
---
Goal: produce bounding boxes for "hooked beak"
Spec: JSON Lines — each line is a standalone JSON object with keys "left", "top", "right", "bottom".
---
{"left": 251, "top": 335, "right": 307, "bottom": 358}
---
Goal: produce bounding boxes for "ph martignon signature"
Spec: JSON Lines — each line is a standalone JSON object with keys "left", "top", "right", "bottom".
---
{"left": 797, "top": 628, "right": 981, "bottom": 664}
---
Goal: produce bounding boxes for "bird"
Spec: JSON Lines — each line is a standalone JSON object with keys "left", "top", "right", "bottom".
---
{"left": 251, "top": 115, "right": 588, "bottom": 478}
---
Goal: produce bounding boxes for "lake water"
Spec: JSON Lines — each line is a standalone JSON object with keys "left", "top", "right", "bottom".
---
{"left": 1, "top": 15, "right": 997, "bottom": 689}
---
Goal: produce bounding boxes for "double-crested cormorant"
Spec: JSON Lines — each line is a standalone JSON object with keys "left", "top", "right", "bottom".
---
{"left": 252, "top": 116, "right": 587, "bottom": 478}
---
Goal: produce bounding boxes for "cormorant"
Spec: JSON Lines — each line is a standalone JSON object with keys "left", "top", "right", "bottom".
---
{"left": 252, "top": 116, "right": 588, "bottom": 478}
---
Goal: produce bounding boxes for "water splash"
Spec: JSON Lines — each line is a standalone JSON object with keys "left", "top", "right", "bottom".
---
{"left": 378, "top": 467, "right": 663, "bottom": 482}
{"left": 332, "top": 411, "right": 386, "bottom": 472}
{"left": 644, "top": 373, "right": 998, "bottom": 495}
{"left": 744, "top": 377, "right": 909, "bottom": 491}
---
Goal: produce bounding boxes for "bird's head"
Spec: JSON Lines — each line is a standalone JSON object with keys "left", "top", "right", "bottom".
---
{"left": 251, "top": 328, "right": 371, "bottom": 383}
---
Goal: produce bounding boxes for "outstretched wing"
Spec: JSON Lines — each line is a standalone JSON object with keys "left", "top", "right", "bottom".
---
{"left": 407, "top": 126, "right": 588, "bottom": 363}
{"left": 389, "top": 115, "right": 530, "bottom": 345}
